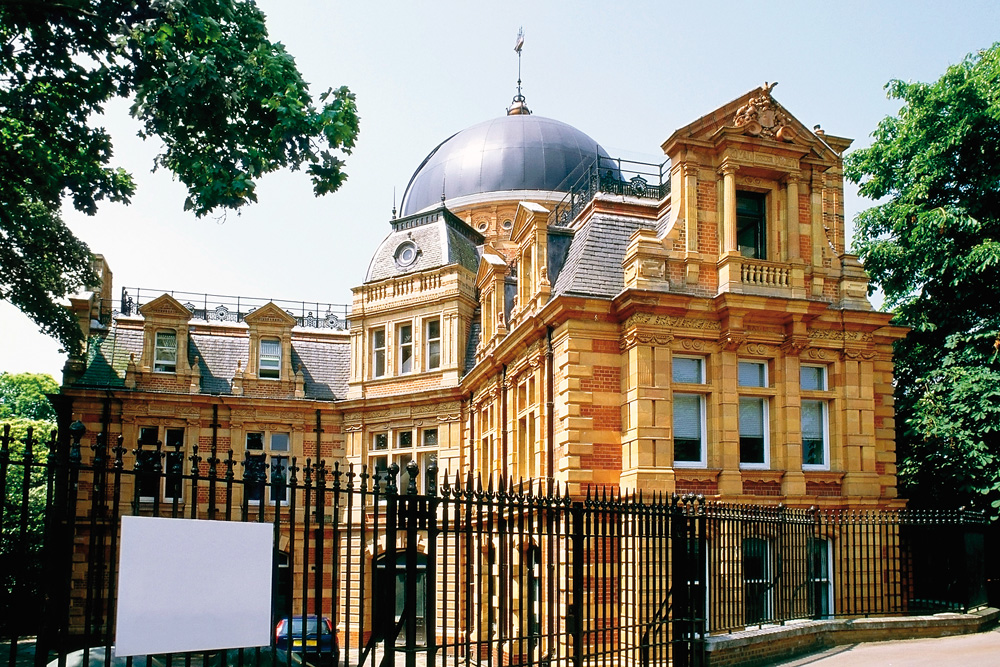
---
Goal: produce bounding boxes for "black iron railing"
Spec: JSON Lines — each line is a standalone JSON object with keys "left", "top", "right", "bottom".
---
{"left": 117, "top": 287, "right": 351, "bottom": 331}
{"left": 548, "top": 156, "right": 671, "bottom": 228}
{"left": 0, "top": 425, "right": 990, "bottom": 667}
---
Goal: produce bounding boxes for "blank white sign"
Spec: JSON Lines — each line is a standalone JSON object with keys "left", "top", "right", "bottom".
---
{"left": 116, "top": 516, "right": 273, "bottom": 656}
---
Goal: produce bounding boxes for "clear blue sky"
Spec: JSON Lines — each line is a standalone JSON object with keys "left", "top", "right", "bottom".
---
{"left": 2, "top": 0, "right": 998, "bottom": 379}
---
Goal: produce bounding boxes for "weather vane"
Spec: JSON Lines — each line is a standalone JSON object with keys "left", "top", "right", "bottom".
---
{"left": 508, "top": 28, "right": 530, "bottom": 115}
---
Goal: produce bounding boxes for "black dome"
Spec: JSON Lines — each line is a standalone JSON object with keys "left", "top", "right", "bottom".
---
{"left": 400, "top": 114, "right": 611, "bottom": 216}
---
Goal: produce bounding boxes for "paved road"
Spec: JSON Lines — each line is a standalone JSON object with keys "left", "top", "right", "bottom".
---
{"left": 773, "top": 626, "right": 1000, "bottom": 666}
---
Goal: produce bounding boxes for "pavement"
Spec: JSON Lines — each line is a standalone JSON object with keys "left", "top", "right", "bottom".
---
{"left": 772, "top": 625, "right": 1000, "bottom": 666}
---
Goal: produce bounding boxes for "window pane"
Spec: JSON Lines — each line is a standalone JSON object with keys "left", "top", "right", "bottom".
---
{"left": 373, "top": 329, "right": 385, "bottom": 348}
{"left": 400, "top": 325, "right": 412, "bottom": 345}
{"left": 374, "top": 433, "right": 388, "bottom": 450}
{"left": 400, "top": 345, "right": 413, "bottom": 373}
{"left": 427, "top": 319, "right": 440, "bottom": 339}
{"left": 260, "top": 339, "right": 280, "bottom": 357}
{"left": 738, "top": 362, "right": 766, "bottom": 387}
{"left": 673, "top": 394, "right": 701, "bottom": 439}
{"left": 271, "top": 432, "right": 290, "bottom": 452}
{"left": 672, "top": 357, "right": 703, "bottom": 384}
{"left": 398, "top": 431, "right": 412, "bottom": 448}
{"left": 801, "top": 401, "right": 823, "bottom": 439}
{"left": 673, "top": 394, "right": 702, "bottom": 463}
{"left": 246, "top": 432, "right": 264, "bottom": 450}
{"left": 422, "top": 429, "right": 438, "bottom": 447}
{"left": 801, "top": 365, "right": 826, "bottom": 391}
{"left": 165, "top": 428, "right": 184, "bottom": 448}
{"left": 428, "top": 340, "right": 441, "bottom": 369}
{"left": 154, "top": 331, "right": 177, "bottom": 372}
{"left": 739, "top": 398, "right": 765, "bottom": 437}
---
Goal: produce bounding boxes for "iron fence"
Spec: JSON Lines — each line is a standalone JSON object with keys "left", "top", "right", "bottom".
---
{"left": 0, "top": 424, "right": 989, "bottom": 667}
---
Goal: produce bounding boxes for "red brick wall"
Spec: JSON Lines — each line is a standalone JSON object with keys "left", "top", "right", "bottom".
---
{"left": 581, "top": 365, "right": 620, "bottom": 393}
{"left": 580, "top": 441, "right": 622, "bottom": 470}
{"left": 744, "top": 480, "right": 781, "bottom": 496}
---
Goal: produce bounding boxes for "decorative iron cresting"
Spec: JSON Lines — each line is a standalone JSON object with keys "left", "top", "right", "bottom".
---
{"left": 118, "top": 287, "right": 351, "bottom": 330}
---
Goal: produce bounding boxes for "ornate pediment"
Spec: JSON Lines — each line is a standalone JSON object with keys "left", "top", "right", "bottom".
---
{"left": 243, "top": 301, "right": 297, "bottom": 327}
{"left": 733, "top": 82, "right": 795, "bottom": 142}
{"left": 138, "top": 293, "right": 194, "bottom": 321}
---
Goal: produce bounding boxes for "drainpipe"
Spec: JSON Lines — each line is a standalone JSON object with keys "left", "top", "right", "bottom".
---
{"left": 546, "top": 326, "right": 555, "bottom": 482}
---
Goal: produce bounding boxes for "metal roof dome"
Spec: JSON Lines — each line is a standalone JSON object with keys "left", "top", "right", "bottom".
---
{"left": 400, "top": 114, "right": 612, "bottom": 216}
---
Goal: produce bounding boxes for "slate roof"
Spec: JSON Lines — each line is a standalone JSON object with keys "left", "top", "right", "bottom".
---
{"left": 464, "top": 318, "right": 481, "bottom": 377}
{"left": 73, "top": 318, "right": 349, "bottom": 400}
{"left": 552, "top": 213, "right": 654, "bottom": 299}
{"left": 75, "top": 324, "right": 143, "bottom": 387}
{"left": 366, "top": 208, "right": 483, "bottom": 282}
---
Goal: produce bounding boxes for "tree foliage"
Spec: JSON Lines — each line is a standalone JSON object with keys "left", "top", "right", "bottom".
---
{"left": 0, "top": 371, "right": 59, "bottom": 422}
{"left": 0, "top": 0, "right": 359, "bottom": 353}
{"left": 845, "top": 43, "right": 1000, "bottom": 516}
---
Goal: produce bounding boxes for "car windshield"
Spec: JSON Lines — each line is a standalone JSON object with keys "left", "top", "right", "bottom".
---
{"left": 288, "top": 618, "right": 322, "bottom": 635}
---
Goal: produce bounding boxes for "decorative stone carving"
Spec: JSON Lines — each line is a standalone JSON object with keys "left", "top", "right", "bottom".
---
{"left": 620, "top": 331, "right": 675, "bottom": 351}
{"left": 744, "top": 343, "right": 770, "bottom": 356}
{"left": 734, "top": 82, "right": 795, "bottom": 142}
{"left": 719, "top": 330, "right": 749, "bottom": 352}
{"left": 679, "top": 338, "right": 710, "bottom": 352}
{"left": 624, "top": 313, "right": 721, "bottom": 331}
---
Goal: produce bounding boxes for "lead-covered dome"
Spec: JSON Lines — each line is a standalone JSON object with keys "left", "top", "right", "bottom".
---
{"left": 400, "top": 114, "right": 612, "bottom": 216}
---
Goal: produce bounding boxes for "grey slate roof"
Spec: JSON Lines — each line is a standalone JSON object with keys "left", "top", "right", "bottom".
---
{"left": 189, "top": 332, "right": 246, "bottom": 395}
{"left": 366, "top": 208, "right": 483, "bottom": 282}
{"left": 292, "top": 340, "right": 349, "bottom": 400}
{"left": 74, "top": 319, "right": 348, "bottom": 400}
{"left": 464, "top": 318, "right": 481, "bottom": 377}
{"left": 76, "top": 325, "right": 143, "bottom": 387}
{"left": 551, "top": 213, "right": 654, "bottom": 299}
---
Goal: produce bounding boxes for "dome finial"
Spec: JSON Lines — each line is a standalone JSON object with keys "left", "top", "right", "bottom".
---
{"left": 507, "top": 27, "right": 531, "bottom": 116}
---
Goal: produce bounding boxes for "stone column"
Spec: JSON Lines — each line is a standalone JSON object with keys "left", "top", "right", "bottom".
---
{"left": 684, "top": 164, "right": 699, "bottom": 254}
{"left": 786, "top": 175, "right": 801, "bottom": 260}
{"left": 721, "top": 161, "right": 739, "bottom": 254}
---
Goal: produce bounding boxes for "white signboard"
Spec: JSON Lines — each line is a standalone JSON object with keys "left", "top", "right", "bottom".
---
{"left": 116, "top": 516, "right": 273, "bottom": 656}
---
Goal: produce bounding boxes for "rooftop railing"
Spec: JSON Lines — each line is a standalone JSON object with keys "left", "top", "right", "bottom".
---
{"left": 117, "top": 287, "right": 351, "bottom": 331}
{"left": 549, "top": 155, "right": 671, "bottom": 227}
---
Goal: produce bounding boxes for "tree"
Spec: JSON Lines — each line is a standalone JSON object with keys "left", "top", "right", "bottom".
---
{"left": 0, "top": 0, "right": 359, "bottom": 354}
{"left": 845, "top": 43, "right": 1000, "bottom": 516}
{"left": 0, "top": 371, "right": 59, "bottom": 422}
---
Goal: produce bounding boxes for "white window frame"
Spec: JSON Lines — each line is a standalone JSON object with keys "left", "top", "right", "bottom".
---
{"left": 801, "top": 399, "right": 829, "bottom": 470}
{"left": 738, "top": 360, "right": 770, "bottom": 469}
{"left": 738, "top": 396, "right": 770, "bottom": 469}
{"left": 153, "top": 329, "right": 177, "bottom": 373}
{"left": 259, "top": 337, "right": 281, "bottom": 379}
{"left": 672, "top": 393, "right": 706, "bottom": 468}
{"left": 371, "top": 327, "right": 386, "bottom": 378}
{"left": 398, "top": 322, "right": 414, "bottom": 374}
{"left": 425, "top": 318, "right": 441, "bottom": 370}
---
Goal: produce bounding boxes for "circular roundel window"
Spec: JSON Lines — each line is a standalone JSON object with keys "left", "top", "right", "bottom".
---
{"left": 395, "top": 240, "right": 419, "bottom": 267}
{"left": 477, "top": 220, "right": 489, "bottom": 232}
{"left": 502, "top": 218, "right": 513, "bottom": 230}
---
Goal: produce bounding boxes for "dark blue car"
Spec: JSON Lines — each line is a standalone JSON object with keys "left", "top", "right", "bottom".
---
{"left": 274, "top": 616, "right": 337, "bottom": 665}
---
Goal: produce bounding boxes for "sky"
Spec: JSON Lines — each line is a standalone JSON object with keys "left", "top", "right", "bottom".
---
{"left": 2, "top": 0, "right": 998, "bottom": 380}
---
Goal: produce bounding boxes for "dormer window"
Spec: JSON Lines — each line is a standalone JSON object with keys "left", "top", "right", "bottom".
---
{"left": 395, "top": 240, "right": 419, "bottom": 268}
{"left": 153, "top": 330, "right": 177, "bottom": 373}
{"left": 259, "top": 338, "right": 281, "bottom": 379}
{"left": 736, "top": 191, "right": 767, "bottom": 259}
